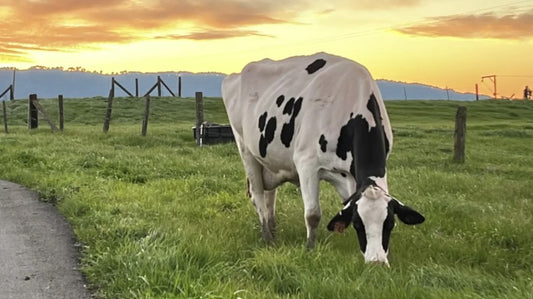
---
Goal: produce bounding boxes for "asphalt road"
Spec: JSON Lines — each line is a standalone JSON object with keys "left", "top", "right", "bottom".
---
{"left": 0, "top": 180, "right": 93, "bottom": 299}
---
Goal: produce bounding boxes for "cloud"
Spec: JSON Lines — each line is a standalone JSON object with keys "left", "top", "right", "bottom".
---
{"left": 396, "top": 11, "right": 533, "bottom": 40}
{"left": 0, "top": 45, "right": 30, "bottom": 63}
{"left": 327, "top": 0, "right": 421, "bottom": 10}
{"left": 0, "top": 0, "right": 307, "bottom": 62}
{"left": 159, "top": 29, "right": 273, "bottom": 41}
{"left": 356, "top": 0, "right": 421, "bottom": 10}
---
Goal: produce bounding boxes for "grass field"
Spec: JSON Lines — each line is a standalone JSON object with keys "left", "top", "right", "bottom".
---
{"left": 1, "top": 97, "right": 532, "bottom": 298}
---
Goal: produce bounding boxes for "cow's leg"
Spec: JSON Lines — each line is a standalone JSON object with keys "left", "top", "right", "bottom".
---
{"left": 240, "top": 150, "right": 275, "bottom": 244}
{"left": 264, "top": 189, "right": 277, "bottom": 239}
{"left": 297, "top": 165, "right": 321, "bottom": 249}
{"left": 254, "top": 188, "right": 276, "bottom": 244}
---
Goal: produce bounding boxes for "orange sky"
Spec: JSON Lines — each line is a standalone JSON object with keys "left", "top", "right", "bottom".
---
{"left": 1, "top": 0, "right": 533, "bottom": 98}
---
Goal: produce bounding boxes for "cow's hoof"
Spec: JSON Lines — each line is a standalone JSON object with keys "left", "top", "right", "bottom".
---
{"left": 261, "top": 228, "right": 275, "bottom": 245}
{"left": 305, "top": 240, "right": 316, "bottom": 250}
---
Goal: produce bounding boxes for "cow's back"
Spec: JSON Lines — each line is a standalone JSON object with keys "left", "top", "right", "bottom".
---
{"left": 222, "top": 52, "right": 392, "bottom": 179}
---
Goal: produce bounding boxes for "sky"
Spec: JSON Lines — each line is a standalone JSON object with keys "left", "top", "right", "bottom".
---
{"left": 1, "top": 0, "right": 533, "bottom": 98}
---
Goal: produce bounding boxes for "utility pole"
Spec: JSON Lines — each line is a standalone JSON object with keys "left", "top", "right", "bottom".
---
{"left": 481, "top": 75, "right": 497, "bottom": 99}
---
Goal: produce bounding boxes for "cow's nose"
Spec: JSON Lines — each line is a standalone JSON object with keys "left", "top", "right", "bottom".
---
{"left": 364, "top": 248, "right": 389, "bottom": 267}
{"left": 364, "top": 253, "right": 390, "bottom": 267}
{"left": 367, "top": 259, "right": 390, "bottom": 267}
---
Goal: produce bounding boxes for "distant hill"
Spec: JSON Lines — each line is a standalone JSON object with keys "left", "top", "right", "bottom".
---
{"left": 0, "top": 68, "right": 487, "bottom": 101}
{"left": 377, "top": 80, "right": 488, "bottom": 100}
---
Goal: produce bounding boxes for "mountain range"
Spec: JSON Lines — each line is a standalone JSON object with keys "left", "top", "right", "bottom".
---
{"left": 0, "top": 68, "right": 487, "bottom": 101}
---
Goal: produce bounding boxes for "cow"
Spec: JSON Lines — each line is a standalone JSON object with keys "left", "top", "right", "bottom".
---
{"left": 222, "top": 52, "right": 424, "bottom": 265}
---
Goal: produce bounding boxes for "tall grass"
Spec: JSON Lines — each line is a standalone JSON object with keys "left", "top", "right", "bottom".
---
{"left": 1, "top": 97, "right": 532, "bottom": 298}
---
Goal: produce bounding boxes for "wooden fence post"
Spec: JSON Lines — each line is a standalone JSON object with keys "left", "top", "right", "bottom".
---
{"left": 454, "top": 106, "right": 467, "bottom": 163}
{"left": 111, "top": 77, "right": 115, "bottom": 96}
{"left": 157, "top": 76, "right": 162, "bottom": 97}
{"left": 178, "top": 75, "right": 182, "bottom": 98}
{"left": 135, "top": 78, "right": 139, "bottom": 98}
{"left": 159, "top": 77, "right": 175, "bottom": 97}
{"left": 141, "top": 95, "right": 151, "bottom": 137}
{"left": 11, "top": 69, "right": 15, "bottom": 100}
{"left": 0, "top": 85, "right": 13, "bottom": 100}
{"left": 2, "top": 100, "right": 7, "bottom": 133}
{"left": 112, "top": 77, "right": 134, "bottom": 98}
{"left": 195, "top": 92, "right": 204, "bottom": 146}
{"left": 28, "top": 94, "right": 38, "bottom": 129}
{"left": 143, "top": 81, "right": 158, "bottom": 97}
{"left": 103, "top": 88, "right": 114, "bottom": 133}
{"left": 29, "top": 96, "right": 58, "bottom": 131}
{"left": 58, "top": 94, "right": 64, "bottom": 131}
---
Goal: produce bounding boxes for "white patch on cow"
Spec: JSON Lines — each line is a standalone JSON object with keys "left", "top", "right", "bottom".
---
{"left": 357, "top": 185, "right": 391, "bottom": 265}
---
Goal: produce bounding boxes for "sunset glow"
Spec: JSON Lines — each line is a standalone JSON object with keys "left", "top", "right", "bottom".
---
{"left": 1, "top": 0, "right": 532, "bottom": 98}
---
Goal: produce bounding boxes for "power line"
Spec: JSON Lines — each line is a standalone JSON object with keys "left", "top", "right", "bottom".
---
{"left": 498, "top": 75, "right": 533, "bottom": 78}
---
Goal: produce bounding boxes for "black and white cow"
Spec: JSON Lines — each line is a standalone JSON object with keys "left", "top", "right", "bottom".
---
{"left": 222, "top": 52, "right": 424, "bottom": 265}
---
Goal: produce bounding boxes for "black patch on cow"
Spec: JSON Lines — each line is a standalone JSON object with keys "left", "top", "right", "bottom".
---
{"left": 258, "top": 112, "right": 267, "bottom": 131}
{"left": 265, "top": 118, "right": 277, "bottom": 141}
{"left": 335, "top": 93, "right": 390, "bottom": 182}
{"left": 306, "top": 59, "right": 327, "bottom": 74}
{"left": 283, "top": 97, "right": 294, "bottom": 115}
{"left": 327, "top": 188, "right": 367, "bottom": 253}
{"left": 276, "top": 95, "right": 285, "bottom": 107}
{"left": 258, "top": 112, "right": 277, "bottom": 158}
{"left": 327, "top": 195, "right": 357, "bottom": 233}
{"left": 353, "top": 208, "right": 367, "bottom": 253}
{"left": 319, "top": 134, "right": 328, "bottom": 152}
{"left": 391, "top": 199, "right": 425, "bottom": 225}
{"left": 281, "top": 97, "right": 303, "bottom": 148}
{"left": 367, "top": 94, "right": 391, "bottom": 156}
{"left": 382, "top": 201, "right": 395, "bottom": 252}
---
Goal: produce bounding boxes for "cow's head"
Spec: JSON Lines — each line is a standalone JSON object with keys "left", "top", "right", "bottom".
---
{"left": 327, "top": 183, "right": 424, "bottom": 266}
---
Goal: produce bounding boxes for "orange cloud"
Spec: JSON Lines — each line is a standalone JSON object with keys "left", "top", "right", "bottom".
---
{"left": 396, "top": 11, "right": 533, "bottom": 40}
{"left": 0, "top": 0, "right": 305, "bottom": 62}
{"left": 159, "top": 29, "right": 273, "bottom": 41}
{"left": 349, "top": 0, "right": 421, "bottom": 10}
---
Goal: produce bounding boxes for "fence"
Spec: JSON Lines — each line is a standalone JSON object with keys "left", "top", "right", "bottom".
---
{"left": 2, "top": 75, "right": 187, "bottom": 134}
{"left": 100, "top": 76, "right": 229, "bottom": 143}
{"left": 111, "top": 76, "right": 179, "bottom": 98}
{"left": 3, "top": 91, "right": 231, "bottom": 145}
{"left": 0, "top": 84, "right": 14, "bottom": 101}
{"left": 1, "top": 95, "right": 468, "bottom": 159}
{"left": 102, "top": 76, "right": 177, "bottom": 135}
{"left": 2, "top": 93, "right": 189, "bottom": 137}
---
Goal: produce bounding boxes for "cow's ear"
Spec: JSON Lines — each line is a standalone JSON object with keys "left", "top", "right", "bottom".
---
{"left": 327, "top": 201, "right": 355, "bottom": 233}
{"left": 391, "top": 199, "right": 425, "bottom": 225}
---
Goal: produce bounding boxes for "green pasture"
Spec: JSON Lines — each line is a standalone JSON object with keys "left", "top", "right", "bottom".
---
{"left": 0, "top": 97, "right": 532, "bottom": 298}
